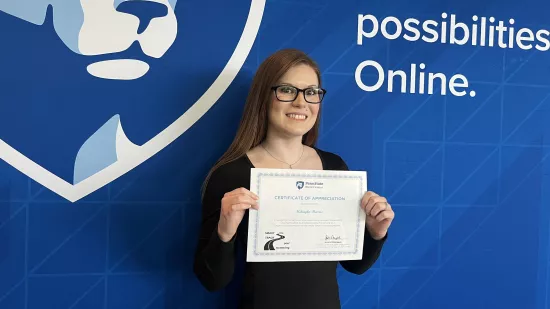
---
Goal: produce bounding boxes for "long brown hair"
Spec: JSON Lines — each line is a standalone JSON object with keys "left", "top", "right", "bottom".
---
{"left": 201, "top": 48, "right": 323, "bottom": 198}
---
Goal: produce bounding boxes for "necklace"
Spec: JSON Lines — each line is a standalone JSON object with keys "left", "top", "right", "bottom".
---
{"left": 261, "top": 143, "right": 304, "bottom": 169}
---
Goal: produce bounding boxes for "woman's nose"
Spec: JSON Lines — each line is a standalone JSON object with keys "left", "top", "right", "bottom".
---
{"left": 292, "top": 93, "right": 308, "bottom": 108}
{"left": 116, "top": 0, "right": 169, "bottom": 34}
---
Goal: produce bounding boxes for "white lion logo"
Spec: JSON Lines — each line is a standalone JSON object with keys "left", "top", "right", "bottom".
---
{"left": 0, "top": 0, "right": 178, "bottom": 80}
{"left": 0, "top": 0, "right": 265, "bottom": 202}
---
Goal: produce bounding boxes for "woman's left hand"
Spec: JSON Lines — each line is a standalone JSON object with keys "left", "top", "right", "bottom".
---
{"left": 361, "top": 191, "right": 395, "bottom": 240}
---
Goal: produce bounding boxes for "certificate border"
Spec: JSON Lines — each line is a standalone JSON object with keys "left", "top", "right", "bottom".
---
{"left": 252, "top": 170, "right": 365, "bottom": 258}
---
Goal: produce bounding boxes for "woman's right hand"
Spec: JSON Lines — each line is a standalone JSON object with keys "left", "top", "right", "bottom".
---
{"left": 217, "top": 187, "right": 259, "bottom": 242}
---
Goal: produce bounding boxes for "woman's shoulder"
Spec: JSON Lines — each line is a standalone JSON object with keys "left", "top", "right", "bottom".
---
{"left": 313, "top": 147, "right": 349, "bottom": 171}
{"left": 203, "top": 155, "right": 253, "bottom": 199}
{"left": 209, "top": 155, "right": 252, "bottom": 180}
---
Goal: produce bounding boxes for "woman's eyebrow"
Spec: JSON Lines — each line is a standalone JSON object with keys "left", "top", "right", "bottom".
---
{"left": 277, "top": 82, "right": 319, "bottom": 87}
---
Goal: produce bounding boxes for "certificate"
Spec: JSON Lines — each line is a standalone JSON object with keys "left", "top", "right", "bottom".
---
{"left": 246, "top": 168, "right": 367, "bottom": 262}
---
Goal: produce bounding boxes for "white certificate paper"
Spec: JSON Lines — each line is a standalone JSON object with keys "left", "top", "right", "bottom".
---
{"left": 246, "top": 168, "right": 367, "bottom": 262}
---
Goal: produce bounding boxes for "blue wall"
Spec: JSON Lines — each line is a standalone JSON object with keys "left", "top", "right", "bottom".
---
{"left": 0, "top": 0, "right": 548, "bottom": 308}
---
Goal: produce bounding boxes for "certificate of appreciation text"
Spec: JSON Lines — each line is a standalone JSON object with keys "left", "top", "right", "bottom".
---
{"left": 246, "top": 168, "right": 367, "bottom": 262}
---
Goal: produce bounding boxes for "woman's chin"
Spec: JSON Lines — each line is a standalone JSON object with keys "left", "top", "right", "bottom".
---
{"left": 281, "top": 125, "right": 314, "bottom": 138}
{"left": 269, "top": 119, "right": 315, "bottom": 138}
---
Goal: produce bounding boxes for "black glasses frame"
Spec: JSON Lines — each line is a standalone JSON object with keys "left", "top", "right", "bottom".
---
{"left": 271, "top": 85, "right": 326, "bottom": 104}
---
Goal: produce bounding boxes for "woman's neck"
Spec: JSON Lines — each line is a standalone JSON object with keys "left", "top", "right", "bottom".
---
{"left": 261, "top": 132, "right": 305, "bottom": 164}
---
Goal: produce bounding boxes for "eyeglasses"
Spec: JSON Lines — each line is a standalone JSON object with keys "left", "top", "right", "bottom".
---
{"left": 271, "top": 85, "right": 326, "bottom": 104}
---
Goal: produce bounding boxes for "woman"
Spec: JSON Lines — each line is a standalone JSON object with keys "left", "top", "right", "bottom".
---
{"left": 193, "top": 48, "right": 395, "bottom": 309}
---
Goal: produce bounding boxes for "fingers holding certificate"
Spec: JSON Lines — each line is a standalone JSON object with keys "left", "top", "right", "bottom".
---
{"left": 218, "top": 187, "right": 260, "bottom": 242}
{"left": 362, "top": 191, "right": 395, "bottom": 241}
{"left": 247, "top": 168, "right": 369, "bottom": 262}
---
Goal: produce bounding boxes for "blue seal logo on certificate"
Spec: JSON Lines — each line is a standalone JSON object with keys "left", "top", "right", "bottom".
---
{"left": 247, "top": 168, "right": 368, "bottom": 262}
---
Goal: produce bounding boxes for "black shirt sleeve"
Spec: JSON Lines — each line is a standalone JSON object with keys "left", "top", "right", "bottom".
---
{"left": 193, "top": 164, "right": 238, "bottom": 291}
{"left": 331, "top": 153, "right": 387, "bottom": 275}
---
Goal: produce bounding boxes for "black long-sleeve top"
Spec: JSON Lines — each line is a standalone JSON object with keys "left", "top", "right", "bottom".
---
{"left": 193, "top": 147, "right": 386, "bottom": 309}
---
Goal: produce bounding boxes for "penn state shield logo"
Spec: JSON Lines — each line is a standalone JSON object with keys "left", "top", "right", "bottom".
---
{"left": 0, "top": 0, "right": 265, "bottom": 202}
{"left": 296, "top": 181, "right": 304, "bottom": 190}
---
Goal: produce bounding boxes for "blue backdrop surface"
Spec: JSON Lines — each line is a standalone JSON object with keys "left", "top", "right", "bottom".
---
{"left": 0, "top": 0, "right": 549, "bottom": 308}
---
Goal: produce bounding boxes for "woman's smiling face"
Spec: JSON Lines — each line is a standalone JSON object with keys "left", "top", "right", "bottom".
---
{"left": 267, "top": 63, "right": 324, "bottom": 138}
